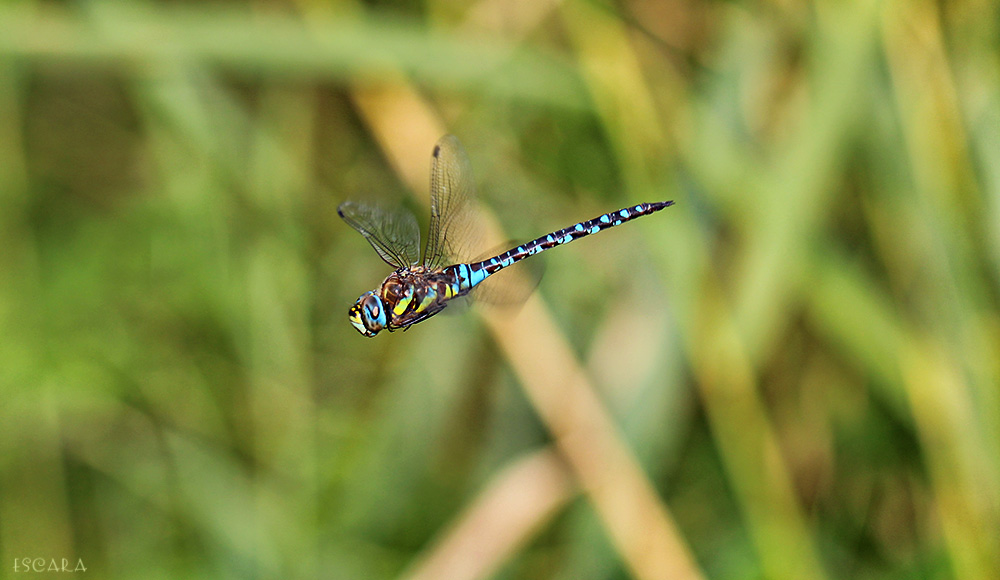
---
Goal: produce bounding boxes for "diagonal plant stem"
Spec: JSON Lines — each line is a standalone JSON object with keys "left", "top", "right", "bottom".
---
{"left": 399, "top": 449, "right": 575, "bottom": 580}
{"left": 484, "top": 297, "right": 702, "bottom": 580}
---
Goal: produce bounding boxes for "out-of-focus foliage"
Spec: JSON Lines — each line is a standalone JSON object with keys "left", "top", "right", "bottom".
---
{"left": 0, "top": 0, "right": 998, "bottom": 579}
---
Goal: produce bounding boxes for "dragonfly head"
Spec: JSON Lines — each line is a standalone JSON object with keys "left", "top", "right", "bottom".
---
{"left": 348, "top": 291, "right": 387, "bottom": 337}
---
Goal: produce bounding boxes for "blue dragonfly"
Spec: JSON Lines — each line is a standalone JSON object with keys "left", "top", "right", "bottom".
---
{"left": 339, "top": 135, "right": 674, "bottom": 337}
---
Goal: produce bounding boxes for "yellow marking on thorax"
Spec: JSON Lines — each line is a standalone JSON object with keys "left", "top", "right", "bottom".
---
{"left": 416, "top": 287, "right": 439, "bottom": 313}
{"left": 393, "top": 294, "right": 412, "bottom": 316}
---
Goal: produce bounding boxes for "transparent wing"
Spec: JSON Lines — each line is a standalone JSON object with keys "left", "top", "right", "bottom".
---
{"left": 338, "top": 201, "right": 420, "bottom": 268}
{"left": 424, "top": 135, "right": 480, "bottom": 269}
{"left": 468, "top": 240, "right": 544, "bottom": 307}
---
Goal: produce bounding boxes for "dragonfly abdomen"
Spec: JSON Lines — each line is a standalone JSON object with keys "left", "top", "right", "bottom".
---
{"left": 468, "top": 201, "right": 674, "bottom": 282}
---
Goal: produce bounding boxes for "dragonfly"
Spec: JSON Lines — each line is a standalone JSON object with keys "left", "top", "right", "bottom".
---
{"left": 339, "top": 135, "right": 674, "bottom": 337}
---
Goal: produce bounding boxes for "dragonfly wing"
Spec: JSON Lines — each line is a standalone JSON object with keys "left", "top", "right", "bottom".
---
{"left": 468, "top": 240, "right": 544, "bottom": 307}
{"left": 425, "top": 135, "right": 479, "bottom": 269}
{"left": 338, "top": 201, "right": 420, "bottom": 268}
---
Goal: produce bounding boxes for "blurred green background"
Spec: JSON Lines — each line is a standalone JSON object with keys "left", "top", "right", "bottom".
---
{"left": 1, "top": 0, "right": 998, "bottom": 579}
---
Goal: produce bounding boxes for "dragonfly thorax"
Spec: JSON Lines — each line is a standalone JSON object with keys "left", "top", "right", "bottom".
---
{"left": 380, "top": 267, "right": 425, "bottom": 305}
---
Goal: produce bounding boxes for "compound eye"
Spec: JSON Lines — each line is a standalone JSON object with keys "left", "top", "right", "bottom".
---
{"left": 348, "top": 291, "right": 385, "bottom": 337}
{"left": 354, "top": 292, "right": 386, "bottom": 336}
{"left": 365, "top": 301, "right": 381, "bottom": 321}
